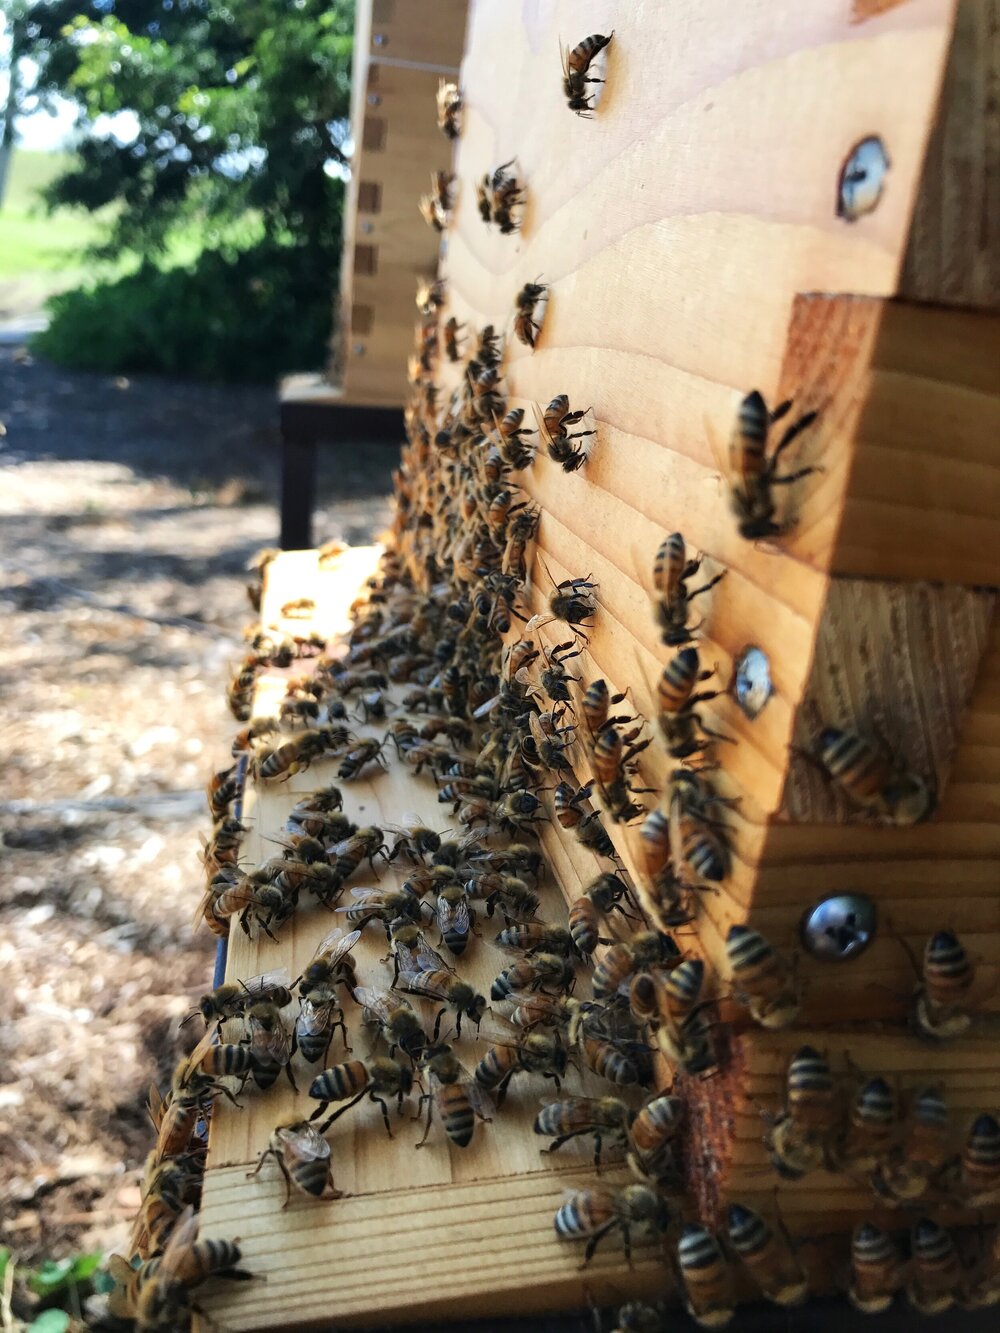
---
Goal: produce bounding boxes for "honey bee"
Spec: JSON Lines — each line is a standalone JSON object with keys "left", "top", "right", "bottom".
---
{"left": 570, "top": 1000, "right": 654, "bottom": 1087}
{"left": 534, "top": 1095, "right": 632, "bottom": 1167}
{"left": 249, "top": 1119, "right": 343, "bottom": 1206}
{"left": 593, "top": 930, "right": 680, "bottom": 999}
{"left": 340, "top": 883, "right": 423, "bottom": 933}
{"left": 338, "top": 736, "right": 387, "bottom": 781}
{"left": 475, "top": 172, "right": 493, "bottom": 224}
{"left": 957, "top": 1113, "right": 1000, "bottom": 1206}
{"left": 554, "top": 1183, "right": 670, "bottom": 1267}
{"left": 474, "top": 1030, "right": 567, "bottom": 1101}
{"left": 108, "top": 1206, "right": 249, "bottom": 1330}
{"left": 834, "top": 1076, "right": 899, "bottom": 1172}
{"left": 416, "top": 1044, "right": 493, "bottom": 1148}
{"left": 911, "top": 929, "right": 976, "bottom": 1039}
{"left": 514, "top": 281, "right": 547, "bottom": 348}
{"left": 651, "top": 532, "right": 726, "bottom": 647}
{"left": 188, "top": 968, "right": 293, "bottom": 1032}
{"left": 436, "top": 79, "right": 462, "bottom": 139}
{"left": 488, "top": 158, "right": 524, "bottom": 234}
{"left": 567, "top": 874, "right": 634, "bottom": 957}
{"left": 766, "top": 1046, "right": 836, "bottom": 1179}
{"left": 562, "top": 32, "right": 614, "bottom": 116}
{"left": 308, "top": 1056, "right": 413, "bottom": 1136}
{"left": 729, "top": 390, "right": 819, "bottom": 540}
{"left": 908, "top": 1217, "right": 961, "bottom": 1315}
{"left": 676, "top": 1224, "right": 737, "bottom": 1330}
{"left": 657, "top": 1006, "right": 717, "bottom": 1077}
{"left": 226, "top": 663, "right": 257, "bottom": 721}
{"left": 495, "top": 920, "right": 576, "bottom": 957}
{"left": 170, "top": 1028, "right": 250, "bottom": 1114}
{"left": 492, "top": 407, "right": 536, "bottom": 470}
{"left": 538, "top": 393, "right": 595, "bottom": 472}
{"left": 873, "top": 1085, "right": 950, "bottom": 1203}
{"left": 810, "top": 726, "right": 933, "bottom": 825}
{"left": 200, "top": 816, "right": 248, "bottom": 875}
{"left": 398, "top": 955, "right": 487, "bottom": 1040}
{"left": 668, "top": 769, "right": 730, "bottom": 885}
{"left": 848, "top": 1222, "right": 903, "bottom": 1315}
{"left": 589, "top": 719, "right": 654, "bottom": 824}
{"left": 653, "top": 647, "right": 729, "bottom": 760}
{"left": 725, "top": 924, "right": 800, "bottom": 1030}
{"left": 231, "top": 715, "right": 278, "bottom": 757}
{"left": 628, "top": 1093, "right": 685, "bottom": 1181}
{"left": 474, "top": 871, "right": 541, "bottom": 924}
{"left": 418, "top": 170, "right": 453, "bottom": 231}
{"left": 206, "top": 764, "right": 241, "bottom": 821}
{"left": 491, "top": 953, "right": 576, "bottom": 1001}
{"left": 280, "top": 597, "right": 316, "bottom": 618}
{"left": 441, "top": 316, "right": 464, "bottom": 363}
{"left": 130, "top": 1154, "right": 202, "bottom": 1258}
{"left": 726, "top": 1203, "right": 807, "bottom": 1307}
{"left": 546, "top": 572, "right": 599, "bottom": 637}
{"left": 245, "top": 998, "right": 296, "bottom": 1091}
{"left": 329, "top": 824, "right": 387, "bottom": 886}
{"left": 353, "top": 985, "right": 427, "bottom": 1061}
{"left": 435, "top": 881, "right": 475, "bottom": 954}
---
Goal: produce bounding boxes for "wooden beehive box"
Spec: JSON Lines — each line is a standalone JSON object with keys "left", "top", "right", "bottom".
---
{"left": 196, "top": 1, "right": 1000, "bottom": 1327}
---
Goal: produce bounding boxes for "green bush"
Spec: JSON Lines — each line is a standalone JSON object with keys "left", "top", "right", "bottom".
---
{"left": 34, "top": 241, "right": 335, "bottom": 382}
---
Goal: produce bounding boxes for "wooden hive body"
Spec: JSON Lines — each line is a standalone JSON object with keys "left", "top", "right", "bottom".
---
{"left": 195, "top": 1, "right": 1000, "bottom": 1326}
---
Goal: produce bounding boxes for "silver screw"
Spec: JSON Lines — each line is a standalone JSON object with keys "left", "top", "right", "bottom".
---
{"left": 352, "top": 343, "right": 366, "bottom": 356}
{"left": 373, "top": 33, "right": 388, "bottom": 46}
{"left": 801, "top": 894, "right": 877, "bottom": 961}
{"left": 837, "top": 136, "right": 890, "bottom": 221}
{"left": 367, "top": 93, "right": 382, "bottom": 107}
{"left": 733, "top": 646, "right": 772, "bottom": 719}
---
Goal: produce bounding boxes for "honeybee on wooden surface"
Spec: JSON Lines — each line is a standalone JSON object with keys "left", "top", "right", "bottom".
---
{"left": 729, "top": 390, "right": 820, "bottom": 540}
{"left": 475, "top": 172, "right": 493, "bottom": 224}
{"left": 567, "top": 873, "right": 633, "bottom": 956}
{"left": 589, "top": 718, "right": 654, "bottom": 824}
{"left": 489, "top": 158, "right": 524, "bottom": 233}
{"left": 873, "top": 1085, "right": 950, "bottom": 1204}
{"left": 834, "top": 1075, "right": 899, "bottom": 1172}
{"left": 561, "top": 32, "right": 614, "bottom": 116}
{"left": 570, "top": 1000, "right": 654, "bottom": 1087}
{"left": 416, "top": 1044, "right": 493, "bottom": 1148}
{"left": 436, "top": 78, "right": 462, "bottom": 138}
{"left": 353, "top": 985, "right": 427, "bottom": 1062}
{"left": 130, "top": 1153, "right": 202, "bottom": 1258}
{"left": 651, "top": 532, "right": 726, "bottom": 647}
{"left": 245, "top": 997, "right": 296, "bottom": 1092}
{"left": 956, "top": 1112, "right": 1000, "bottom": 1207}
{"left": 546, "top": 570, "right": 599, "bottom": 638}
{"left": 808, "top": 725, "right": 933, "bottom": 825}
{"left": 653, "top": 647, "right": 730, "bottom": 760}
{"left": 593, "top": 929, "right": 680, "bottom": 1000}
{"left": 492, "top": 407, "right": 536, "bottom": 470}
{"left": 534, "top": 1095, "right": 632, "bottom": 1168}
{"left": 491, "top": 952, "right": 576, "bottom": 1001}
{"left": 726, "top": 1203, "right": 807, "bottom": 1307}
{"left": 206, "top": 763, "right": 241, "bottom": 821}
{"left": 495, "top": 919, "right": 576, "bottom": 957}
{"left": 538, "top": 393, "right": 595, "bottom": 472}
{"left": 766, "top": 1045, "right": 836, "bottom": 1180}
{"left": 442, "top": 315, "right": 464, "bottom": 362}
{"left": 308, "top": 1055, "right": 413, "bottom": 1136}
{"left": 398, "top": 951, "right": 487, "bottom": 1040}
{"left": 474, "top": 1030, "right": 567, "bottom": 1102}
{"left": 668, "top": 768, "right": 731, "bottom": 886}
{"left": 628, "top": 1093, "right": 684, "bottom": 1182}
{"left": 338, "top": 735, "right": 387, "bottom": 781}
{"left": 725, "top": 924, "right": 800, "bottom": 1029}
{"left": 554, "top": 1182, "right": 670, "bottom": 1267}
{"left": 676, "top": 1224, "right": 737, "bottom": 1330}
{"left": 848, "top": 1222, "right": 904, "bottom": 1315}
{"left": 910, "top": 929, "right": 976, "bottom": 1040}
{"left": 908, "top": 1217, "right": 962, "bottom": 1316}
{"left": 514, "top": 280, "right": 547, "bottom": 348}
{"left": 418, "top": 170, "right": 454, "bottom": 231}
{"left": 188, "top": 968, "right": 292, "bottom": 1033}
{"left": 249, "top": 1119, "right": 343, "bottom": 1206}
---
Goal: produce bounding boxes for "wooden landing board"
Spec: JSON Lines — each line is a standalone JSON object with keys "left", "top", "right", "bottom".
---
{"left": 198, "top": 552, "right": 667, "bottom": 1330}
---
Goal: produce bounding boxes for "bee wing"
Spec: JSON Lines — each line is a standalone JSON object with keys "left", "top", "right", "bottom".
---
{"left": 242, "top": 967, "right": 292, "bottom": 998}
{"left": 158, "top": 1205, "right": 200, "bottom": 1279}
{"left": 251, "top": 1014, "right": 293, "bottom": 1065}
{"left": 297, "top": 996, "right": 333, "bottom": 1038}
{"left": 399, "top": 968, "right": 449, "bottom": 1000}
{"left": 353, "top": 986, "right": 399, "bottom": 1025}
{"left": 414, "top": 939, "right": 452, "bottom": 972}
{"left": 461, "top": 1066, "right": 495, "bottom": 1119}
{"left": 315, "top": 926, "right": 362, "bottom": 966}
{"left": 147, "top": 1083, "right": 164, "bottom": 1129}
{"left": 178, "top": 1025, "right": 219, "bottom": 1080}
{"left": 472, "top": 693, "right": 502, "bottom": 719}
{"left": 437, "top": 893, "right": 470, "bottom": 935}
{"left": 348, "top": 886, "right": 383, "bottom": 901}
{"left": 280, "top": 1120, "right": 330, "bottom": 1161}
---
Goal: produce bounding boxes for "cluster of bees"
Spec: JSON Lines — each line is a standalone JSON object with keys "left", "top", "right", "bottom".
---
{"left": 114, "top": 35, "right": 990, "bottom": 1333}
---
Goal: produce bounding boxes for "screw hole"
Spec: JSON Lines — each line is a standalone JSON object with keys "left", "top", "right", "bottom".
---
{"left": 837, "top": 135, "right": 890, "bottom": 222}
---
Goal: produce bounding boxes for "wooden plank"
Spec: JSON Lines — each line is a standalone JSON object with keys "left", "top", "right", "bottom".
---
{"left": 899, "top": 0, "right": 1000, "bottom": 309}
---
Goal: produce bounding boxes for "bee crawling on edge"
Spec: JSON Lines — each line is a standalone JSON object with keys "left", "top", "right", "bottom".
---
{"left": 728, "top": 389, "right": 820, "bottom": 541}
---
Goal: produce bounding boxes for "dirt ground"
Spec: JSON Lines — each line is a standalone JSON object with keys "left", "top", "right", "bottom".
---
{"left": 0, "top": 346, "right": 394, "bottom": 1271}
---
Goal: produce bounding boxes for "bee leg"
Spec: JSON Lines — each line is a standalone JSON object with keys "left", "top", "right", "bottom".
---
{"left": 275, "top": 1155, "right": 295, "bottom": 1209}
{"left": 770, "top": 464, "right": 822, "bottom": 486}
{"left": 371, "top": 1094, "right": 394, "bottom": 1138}
{"left": 316, "top": 1087, "right": 367, "bottom": 1135}
{"left": 284, "top": 1063, "right": 299, "bottom": 1093}
{"left": 579, "top": 1222, "right": 616, "bottom": 1269}
{"left": 246, "top": 1146, "right": 273, "bottom": 1180}
{"left": 414, "top": 1094, "right": 434, "bottom": 1146}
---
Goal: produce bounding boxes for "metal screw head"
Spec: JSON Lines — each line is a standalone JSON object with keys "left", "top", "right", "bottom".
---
{"left": 837, "top": 136, "right": 890, "bottom": 221}
{"left": 352, "top": 342, "right": 366, "bottom": 356}
{"left": 801, "top": 893, "right": 876, "bottom": 961}
{"left": 367, "top": 93, "right": 382, "bottom": 107}
{"left": 733, "top": 646, "right": 772, "bottom": 719}
{"left": 372, "top": 33, "right": 388, "bottom": 46}
{"left": 360, "top": 220, "right": 374, "bottom": 235}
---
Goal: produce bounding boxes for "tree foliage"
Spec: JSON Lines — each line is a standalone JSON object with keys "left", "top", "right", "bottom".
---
{"left": 28, "top": 1, "right": 353, "bottom": 259}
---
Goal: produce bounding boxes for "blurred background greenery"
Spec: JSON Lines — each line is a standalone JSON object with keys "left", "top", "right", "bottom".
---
{"left": 1, "top": 0, "right": 354, "bottom": 380}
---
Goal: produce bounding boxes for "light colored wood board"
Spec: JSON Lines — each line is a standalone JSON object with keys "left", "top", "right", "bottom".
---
{"left": 259, "top": 547, "right": 384, "bottom": 641}
{"left": 899, "top": 0, "right": 1000, "bottom": 309}
{"left": 198, "top": 1169, "right": 668, "bottom": 1330}
{"left": 783, "top": 578, "right": 995, "bottom": 821}
{"left": 366, "top": 0, "right": 468, "bottom": 70}
{"left": 832, "top": 302, "right": 1000, "bottom": 585}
